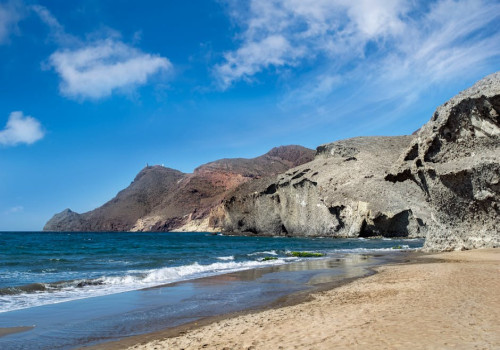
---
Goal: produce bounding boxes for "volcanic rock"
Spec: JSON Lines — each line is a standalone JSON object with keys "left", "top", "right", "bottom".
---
{"left": 388, "top": 72, "right": 500, "bottom": 251}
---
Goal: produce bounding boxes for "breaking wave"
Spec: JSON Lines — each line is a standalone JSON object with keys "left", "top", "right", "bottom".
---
{"left": 0, "top": 259, "right": 288, "bottom": 313}
{"left": 216, "top": 256, "right": 235, "bottom": 261}
{"left": 247, "top": 250, "right": 278, "bottom": 256}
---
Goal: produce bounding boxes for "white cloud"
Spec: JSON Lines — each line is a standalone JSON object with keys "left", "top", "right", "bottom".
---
{"left": 216, "top": 0, "right": 500, "bottom": 94}
{"left": 49, "top": 39, "right": 172, "bottom": 100}
{"left": 0, "top": 111, "right": 45, "bottom": 146}
{"left": 32, "top": 5, "right": 172, "bottom": 100}
{"left": 0, "top": 0, "right": 22, "bottom": 44}
{"left": 216, "top": 35, "right": 297, "bottom": 88}
{"left": 216, "top": 0, "right": 410, "bottom": 88}
{"left": 341, "top": 0, "right": 408, "bottom": 38}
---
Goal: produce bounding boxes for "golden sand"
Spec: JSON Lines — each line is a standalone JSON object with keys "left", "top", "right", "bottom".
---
{"left": 98, "top": 249, "right": 499, "bottom": 350}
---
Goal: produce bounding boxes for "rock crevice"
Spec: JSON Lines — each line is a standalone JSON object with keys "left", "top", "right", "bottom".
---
{"left": 388, "top": 72, "right": 500, "bottom": 251}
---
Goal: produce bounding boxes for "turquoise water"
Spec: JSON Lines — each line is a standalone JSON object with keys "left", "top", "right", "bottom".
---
{"left": 0, "top": 232, "right": 423, "bottom": 313}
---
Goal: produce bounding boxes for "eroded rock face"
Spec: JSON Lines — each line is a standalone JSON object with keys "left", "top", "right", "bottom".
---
{"left": 388, "top": 72, "right": 500, "bottom": 251}
{"left": 221, "top": 136, "right": 430, "bottom": 238}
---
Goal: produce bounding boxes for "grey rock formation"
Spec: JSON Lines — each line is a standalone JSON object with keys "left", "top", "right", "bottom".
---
{"left": 387, "top": 72, "right": 500, "bottom": 251}
{"left": 221, "top": 136, "right": 431, "bottom": 238}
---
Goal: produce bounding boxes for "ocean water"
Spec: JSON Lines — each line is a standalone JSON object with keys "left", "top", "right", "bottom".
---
{"left": 0, "top": 232, "right": 423, "bottom": 314}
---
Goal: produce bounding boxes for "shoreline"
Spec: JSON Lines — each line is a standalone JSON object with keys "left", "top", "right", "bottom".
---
{"left": 1, "top": 249, "right": 402, "bottom": 350}
{"left": 82, "top": 251, "right": 421, "bottom": 350}
{"left": 1, "top": 233, "right": 422, "bottom": 316}
{"left": 88, "top": 248, "right": 499, "bottom": 350}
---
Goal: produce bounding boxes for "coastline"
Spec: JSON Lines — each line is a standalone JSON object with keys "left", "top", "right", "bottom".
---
{"left": 1, "top": 249, "right": 401, "bottom": 350}
{"left": 81, "top": 251, "right": 419, "bottom": 350}
{"left": 89, "top": 248, "right": 499, "bottom": 350}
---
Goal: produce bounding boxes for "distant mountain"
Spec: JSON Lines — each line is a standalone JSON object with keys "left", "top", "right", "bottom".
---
{"left": 44, "top": 146, "right": 315, "bottom": 232}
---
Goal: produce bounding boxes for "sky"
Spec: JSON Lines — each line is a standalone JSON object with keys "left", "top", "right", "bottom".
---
{"left": 0, "top": 0, "right": 499, "bottom": 231}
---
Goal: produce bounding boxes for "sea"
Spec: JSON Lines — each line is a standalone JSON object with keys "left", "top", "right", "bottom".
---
{"left": 0, "top": 232, "right": 423, "bottom": 349}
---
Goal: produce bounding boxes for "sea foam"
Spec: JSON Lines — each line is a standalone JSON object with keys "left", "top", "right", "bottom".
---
{"left": 0, "top": 259, "right": 288, "bottom": 313}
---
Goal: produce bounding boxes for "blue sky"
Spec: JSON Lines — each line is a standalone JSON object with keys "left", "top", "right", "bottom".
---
{"left": 0, "top": 0, "right": 499, "bottom": 231}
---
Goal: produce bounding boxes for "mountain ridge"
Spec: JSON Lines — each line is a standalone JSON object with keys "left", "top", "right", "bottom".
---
{"left": 44, "top": 145, "right": 315, "bottom": 232}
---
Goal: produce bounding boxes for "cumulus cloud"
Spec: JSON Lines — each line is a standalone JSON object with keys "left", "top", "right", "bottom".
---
{"left": 32, "top": 5, "right": 172, "bottom": 100}
{"left": 49, "top": 39, "right": 172, "bottom": 100}
{"left": 0, "top": 111, "right": 45, "bottom": 146}
{"left": 0, "top": 0, "right": 23, "bottom": 44}
{"left": 216, "top": 0, "right": 500, "bottom": 93}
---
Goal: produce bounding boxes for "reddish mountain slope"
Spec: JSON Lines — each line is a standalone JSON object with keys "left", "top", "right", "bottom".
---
{"left": 44, "top": 145, "right": 315, "bottom": 232}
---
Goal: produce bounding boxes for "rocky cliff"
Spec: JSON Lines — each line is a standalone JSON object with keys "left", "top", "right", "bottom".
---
{"left": 220, "top": 136, "right": 431, "bottom": 238}
{"left": 218, "top": 73, "right": 500, "bottom": 247}
{"left": 43, "top": 146, "right": 315, "bottom": 232}
{"left": 45, "top": 73, "right": 500, "bottom": 251}
{"left": 387, "top": 72, "right": 500, "bottom": 251}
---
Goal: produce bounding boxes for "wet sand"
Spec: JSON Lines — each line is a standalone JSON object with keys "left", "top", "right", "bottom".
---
{"left": 98, "top": 248, "right": 499, "bottom": 350}
{"left": 2, "top": 253, "right": 392, "bottom": 350}
{"left": 0, "top": 326, "right": 34, "bottom": 338}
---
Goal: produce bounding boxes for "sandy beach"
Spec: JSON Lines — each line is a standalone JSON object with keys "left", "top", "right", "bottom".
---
{"left": 98, "top": 248, "right": 500, "bottom": 350}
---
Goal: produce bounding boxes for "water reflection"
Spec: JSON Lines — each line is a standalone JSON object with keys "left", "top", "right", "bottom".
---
{"left": 0, "top": 253, "right": 393, "bottom": 350}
